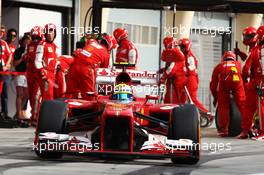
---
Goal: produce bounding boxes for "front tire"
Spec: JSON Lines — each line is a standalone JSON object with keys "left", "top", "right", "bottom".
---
{"left": 35, "top": 100, "right": 68, "bottom": 159}
{"left": 168, "top": 104, "right": 200, "bottom": 165}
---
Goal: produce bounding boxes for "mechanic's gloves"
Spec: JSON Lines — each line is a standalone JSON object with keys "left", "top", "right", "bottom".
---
{"left": 234, "top": 48, "right": 241, "bottom": 55}
{"left": 158, "top": 67, "right": 165, "bottom": 74}
{"left": 256, "top": 86, "right": 264, "bottom": 97}
{"left": 213, "top": 99, "right": 217, "bottom": 107}
{"left": 158, "top": 73, "right": 167, "bottom": 85}
{"left": 242, "top": 75, "right": 249, "bottom": 83}
{"left": 40, "top": 68, "right": 48, "bottom": 80}
{"left": 234, "top": 48, "right": 248, "bottom": 61}
{"left": 56, "top": 64, "right": 61, "bottom": 72}
{"left": 242, "top": 71, "right": 249, "bottom": 83}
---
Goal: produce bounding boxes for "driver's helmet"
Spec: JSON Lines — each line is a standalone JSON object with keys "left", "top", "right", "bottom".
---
{"left": 112, "top": 83, "right": 133, "bottom": 101}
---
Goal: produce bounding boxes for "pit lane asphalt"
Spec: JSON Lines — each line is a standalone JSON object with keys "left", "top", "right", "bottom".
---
{"left": 0, "top": 128, "right": 264, "bottom": 175}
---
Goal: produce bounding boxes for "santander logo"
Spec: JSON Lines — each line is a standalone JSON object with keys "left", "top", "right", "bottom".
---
{"left": 97, "top": 68, "right": 157, "bottom": 79}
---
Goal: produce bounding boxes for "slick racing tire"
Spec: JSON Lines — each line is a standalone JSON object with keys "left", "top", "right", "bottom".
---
{"left": 215, "top": 97, "right": 242, "bottom": 137}
{"left": 168, "top": 104, "right": 200, "bottom": 165}
{"left": 35, "top": 100, "right": 68, "bottom": 159}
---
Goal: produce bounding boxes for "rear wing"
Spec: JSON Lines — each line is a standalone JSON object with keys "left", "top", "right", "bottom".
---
{"left": 113, "top": 62, "right": 136, "bottom": 69}
{"left": 96, "top": 68, "right": 158, "bottom": 85}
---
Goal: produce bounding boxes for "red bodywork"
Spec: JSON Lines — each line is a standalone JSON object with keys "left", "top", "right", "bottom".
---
{"left": 34, "top": 69, "right": 199, "bottom": 161}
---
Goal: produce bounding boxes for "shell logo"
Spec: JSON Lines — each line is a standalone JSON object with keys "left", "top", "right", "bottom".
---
{"left": 160, "top": 106, "right": 175, "bottom": 110}
{"left": 68, "top": 101, "right": 83, "bottom": 106}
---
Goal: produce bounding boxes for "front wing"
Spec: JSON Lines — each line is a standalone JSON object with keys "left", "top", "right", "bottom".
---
{"left": 35, "top": 132, "right": 198, "bottom": 159}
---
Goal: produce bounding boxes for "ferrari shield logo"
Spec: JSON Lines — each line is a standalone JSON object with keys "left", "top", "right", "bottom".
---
{"left": 48, "top": 47, "right": 53, "bottom": 52}
{"left": 87, "top": 46, "right": 94, "bottom": 52}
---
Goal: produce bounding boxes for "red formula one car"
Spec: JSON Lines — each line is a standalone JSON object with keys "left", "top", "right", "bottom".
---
{"left": 34, "top": 65, "right": 200, "bottom": 164}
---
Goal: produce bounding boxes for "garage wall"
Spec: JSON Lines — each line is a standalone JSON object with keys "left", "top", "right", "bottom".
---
{"left": 2, "top": 2, "right": 71, "bottom": 118}
{"left": 1, "top": 7, "right": 19, "bottom": 117}
{"left": 8, "top": 0, "right": 73, "bottom": 7}
{"left": 107, "top": 8, "right": 161, "bottom": 71}
{"left": 190, "top": 12, "right": 230, "bottom": 111}
{"left": 235, "top": 13, "right": 263, "bottom": 54}
{"left": 2, "top": 7, "right": 19, "bottom": 45}
{"left": 19, "top": 7, "right": 62, "bottom": 54}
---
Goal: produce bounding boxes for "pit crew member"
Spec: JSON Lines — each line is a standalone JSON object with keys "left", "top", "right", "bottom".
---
{"left": 160, "top": 36, "right": 187, "bottom": 103}
{"left": 179, "top": 38, "right": 209, "bottom": 113}
{"left": 66, "top": 34, "right": 117, "bottom": 99}
{"left": 238, "top": 25, "right": 264, "bottom": 139}
{"left": 23, "top": 26, "right": 44, "bottom": 125}
{"left": 210, "top": 51, "right": 246, "bottom": 137}
{"left": 34, "top": 23, "right": 58, "bottom": 102}
{"left": 54, "top": 55, "right": 74, "bottom": 98}
{"left": 113, "top": 28, "right": 138, "bottom": 69}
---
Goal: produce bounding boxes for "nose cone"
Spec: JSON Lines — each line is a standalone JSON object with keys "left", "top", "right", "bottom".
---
{"left": 104, "top": 102, "right": 133, "bottom": 118}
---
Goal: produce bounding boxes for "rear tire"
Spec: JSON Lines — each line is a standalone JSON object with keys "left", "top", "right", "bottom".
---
{"left": 168, "top": 104, "right": 200, "bottom": 165}
{"left": 35, "top": 100, "right": 68, "bottom": 159}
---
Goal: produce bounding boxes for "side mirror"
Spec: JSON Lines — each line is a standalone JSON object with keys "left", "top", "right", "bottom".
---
{"left": 86, "top": 92, "right": 98, "bottom": 97}
{"left": 146, "top": 95, "right": 159, "bottom": 100}
{"left": 83, "top": 92, "right": 98, "bottom": 101}
{"left": 145, "top": 95, "right": 159, "bottom": 104}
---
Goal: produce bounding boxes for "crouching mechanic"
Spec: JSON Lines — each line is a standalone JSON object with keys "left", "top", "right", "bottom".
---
{"left": 159, "top": 36, "right": 187, "bottom": 104}
{"left": 210, "top": 51, "right": 246, "bottom": 137}
{"left": 113, "top": 28, "right": 138, "bottom": 69}
{"left": 54, "top": 55, "right": 74, "bottom": 98}
{"left": 34, "top": 23, "right": 58, "bottom": 102}
{"left": 66, "top": 34, "right": 117, "bottom": 99}
{"left": 239, "top": 25, "right": 264, "bottom": 139}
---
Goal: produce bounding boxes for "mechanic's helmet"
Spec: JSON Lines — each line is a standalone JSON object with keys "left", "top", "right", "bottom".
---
{"left": 44, "top": 23, "right": 57, "bottom": 41}
{"left": 113, "top": 83, "right": 133, "bottom": 101}
{"left": 113, "top": 28, "right": 128, "bottom": 43}
{"left": 179, "top": 38, "right": 192, "bottom": 53}
{"left": 97, "top": 32, "right": 107, "bottom": 41}
{"left": 242, "top": 26, "right": 257, "bottom": 46}
{"left": 163, "top": 36, "right": 178, "bottom": 49}
{"left": 30, "top": 26, "right": 43, "bottom": 41}
{"left": 257, "top": 25, "right": 264, "bottom": 45}
{"left": 100, "top": 34, "right": 117, "bottom": 51}
{"left": 222, "top": 51, "right": 236, "bottom": 62}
